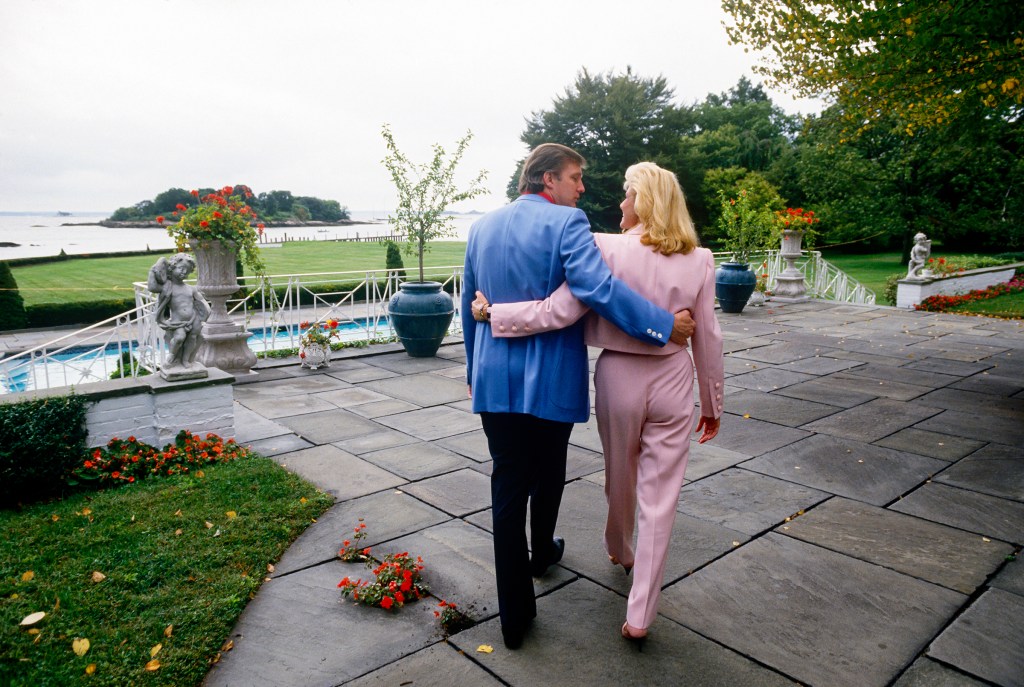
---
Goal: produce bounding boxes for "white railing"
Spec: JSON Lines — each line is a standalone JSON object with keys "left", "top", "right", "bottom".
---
{"left": 715, "top": 250, "right": 876, "bottom": 306}
{"left": 1, "top": 254, "right": 873, "bottom": 394}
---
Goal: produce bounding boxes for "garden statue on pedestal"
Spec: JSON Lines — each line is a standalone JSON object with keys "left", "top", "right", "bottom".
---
{"left": 148, "top": 253, "right": 211, "bottom": 381}
{"left": 906, "top": 232, "right": 932, "bottom": 279}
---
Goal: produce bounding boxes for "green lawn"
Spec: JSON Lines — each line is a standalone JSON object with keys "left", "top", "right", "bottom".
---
{"left": 12, "top": 241, "right": 468, "bottom": 306}
{"left": 0, "top": 457, "right": 333, "bottom": 686}
{"left": 947, "top": 289, "right": 1024, "bottom": 318}
{"left": 818, "top": 251, "right": 905, "bottom": 297}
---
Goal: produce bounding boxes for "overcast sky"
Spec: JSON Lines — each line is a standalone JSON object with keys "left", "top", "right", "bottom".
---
{"left": 0, "top": 0, "right": 822, "bottom": 213}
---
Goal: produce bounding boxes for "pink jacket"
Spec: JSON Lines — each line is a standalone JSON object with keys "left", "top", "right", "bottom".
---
{"left": 489, "top": 227, "right": 725, "bottom": 418}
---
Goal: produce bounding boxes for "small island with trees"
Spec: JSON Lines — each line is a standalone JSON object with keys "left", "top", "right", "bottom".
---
{"left": 98, "top": 186, "right": 353, "bottom": 227}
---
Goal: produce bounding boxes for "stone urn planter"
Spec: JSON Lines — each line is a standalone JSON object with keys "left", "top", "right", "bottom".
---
{"left": 771, "top": 229, "right": 809, "bottom": 303}
{"left": 189, "top": 239, "right": 257, "bottom": 376}
{"left": 388, "top": 281, "right": 454, "bottom": 357}
{"left": 715, "top": 262, "right": 757, "bottom": 314}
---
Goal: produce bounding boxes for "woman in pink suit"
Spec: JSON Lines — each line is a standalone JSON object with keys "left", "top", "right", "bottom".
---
{"left": 472, "top": 162, "right": 724, "bottom": 645}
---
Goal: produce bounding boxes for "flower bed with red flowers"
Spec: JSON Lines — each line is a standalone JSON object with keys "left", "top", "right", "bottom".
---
{"left": 915, "top": 274, "right": 1024, "bottom": 312}
{"left": 72, "top": 430, "right": 252, "bottom": 487}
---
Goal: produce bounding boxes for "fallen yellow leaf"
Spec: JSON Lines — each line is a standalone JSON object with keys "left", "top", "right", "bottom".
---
{"left": 150, "top": 643, "right": 162, "bottom": 658}
{"left": 175, "top": 529, "right": 183, "bottom": 536}
{"left": 476, "top": 644, "right": 494, "bottom": 653}
{"left": 51, "top": 514, "right": 59, "bottom": 522}
{"left": 81, "top": 508, "right": 92, "bottom": 516}
{"left": 267, "top": 564, "right": 275, "bottom": 573}
{"left": 983, "top": 537, "right": 992, "bottom": 543}
{"left": 91, "top": 571, "right": 106, "bottom": 583}
{"left": 21, "top": 571, "right": 34, "bottom": 582}
{"left": 221, "top": 639, "right": 234, "bottom": 652}
{"left": 742, "top": 413, "right": 751, "bottom": 419}
{"left": 164, "top": 625, "right": 173, "bottom": 638}
{"left": 85, "top": 664, "right": 96, "bottom": 675}
{"left": 205, "top": 521, "right": 214, "bottom": 529}
{"left": 27, "top": 628, "right": 39, "bottom": 635}
{"left": 299, "top": 497, "right": 307, "bottom": 504}
{"left": 145, "top": 659, "right": 160, "bottom": 671}
{"left": 174, "top": 509, "right": 182, "bottom": 517}
{"left": 72, "top": 638, "right": 90, "bottom": 657}
{"left": 196, "top": 470, "right": 205, "bottom": 478}
{"left": 226, "top": 511, "right": 237, "bottom": 519}
{"left": 20, "top": 611, "right": 45, "bottom": 627}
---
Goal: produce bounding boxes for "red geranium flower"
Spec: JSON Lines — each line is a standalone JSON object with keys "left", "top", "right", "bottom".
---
{"left": 380, "top": 596, "right": 394, "bottom": 610}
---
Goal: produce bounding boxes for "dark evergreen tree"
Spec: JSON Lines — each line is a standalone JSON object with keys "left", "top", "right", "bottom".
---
{"left": 0, "top": 261, "right": 28, "bottom": 331}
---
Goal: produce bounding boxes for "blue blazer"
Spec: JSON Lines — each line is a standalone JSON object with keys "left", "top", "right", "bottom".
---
{"left": 462, "top": 194, "right": 674, "bottom": 423}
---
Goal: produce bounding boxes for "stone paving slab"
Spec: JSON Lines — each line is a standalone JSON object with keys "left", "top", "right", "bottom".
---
{"left": 893, "top": 658, "right": 990, "bottom": 687}
{"left": 233, "top": 404, "right": 292, "bottom": 443}
{"left": 914, "top": 387, "right": 1024, "bottom": 419}
{"left": 775, "top": 355, "right": 865, "bottom": 375}
{"left": 874, "top": 427, "right": 986, "bottom": 462}
{"left": 232, "top": 374, "right": 352, "bottom": 400}
{"left": 344, "top": 398, "right": 421, "bottom": 419}
{"left": 724, "top": 366, "right": 817, "bottom": 392}
{"left": 332, "top": 429, "right": 419, "bottom": 455}
{"left": 727, "top": 341, "right": 840, "bottom": 365}
{"left": 433, "top": 429, "right": 491, "bottom": 462}
{"left": 717, "top": 319, "right": 793, "bottom": 338}
{"left": 238, "top": 394, "right": 338, "bottom": 419}
{"left": 658, "top": 533, "right": 965, "bottom": 687}
{"left": 400, "top": 468, "right": 492, "bottom": 517}
{"left": 917, "top": 408, "right": 1024, "bottom": 446}
{"left": 841, "top": 361, "right": 961, "bottom": 389}
{"left": 952, "top": 370, "right": 1024, "bottom": 397}
{"left": 451, "top": 578, "right": 795, "bottom": 687}
{"left": 744, "top": 434, "right": 948, "bottom": 506}
{"left": 567, "top": 414, "right": 603, "bottom": 453}
{"left": 432, "top": 364, "right": 468, "bottom": 379}
{"left": 204, "top": 560, "right": 442, "bottom": 687}
{"left": 933, "top": 442, "right": 1024, "bottom": 501}
{"left": 274, "top": 492, "right": 451, "bottom": 576}
{"left": 773, "top": 375, "right": 880, "bottom": 408}
{"left": 991, "top": 558, "right": 1024, "bottom": 596}
{"left": 364, "top": 353, "right": 459, "bottom": 374}
{"left": 712, "top": 414, "right": 811, "bottom": 457}
{"left": 565, "top": 445, "right": 604, "bottom": 480}
{"left": 343, "top": 643, "right": 503, "bottom": 687}
{"left": 890, "top": 481, "right": 1024, "bottom": 545}
{"left": 680, "top": 441, "right": 750, "bottom": 481}
{"left": 374, "top": 406, "right": 480, "bottom": 441}
{"left": 722, "top": 354, "right": 773, "bottom": 375}
{"left": 326, "top": 364, "right": 400, "bottom": 383}
{"left": 904, "top": 338, "right": 1009, "bottom": 362}
{"left": 799, "top": 398, "right": 942, "bottom": 443}
{"left": 902, "top": 357, "right": 995, "bottom": 378}
{"left": 278, "top": 409, "right": 384, "bottom": 444}
{"left": 359, "top": 372, "right": 470, "bottom": 406}
{"left": 782, "top": 497, "right": 1012, "bottom": 594}
{"left": 723, "top": 388, "right": 840, "bottom": 427}
{"left": 557, "top": 480, "right": 748, "bottom": 596}
{"left": 316, "top": 386, "right": 395, "bottom": 409}
{"left": 245, "top": 432, "right": 314, "bottom": 457}
{"left": 927, "top": 588, "right": 1024, "bottom": 687}
{"left": 360, "top": 442, "right": 476, "bottom": 481}
{"left": 273, "top": 444, "right": 405, "bottom": 501}
{"left": 677, "top": 468, "right": 831, "bottom": 536}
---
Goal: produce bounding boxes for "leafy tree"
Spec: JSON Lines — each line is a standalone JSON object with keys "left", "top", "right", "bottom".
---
{"left": 151, "top": 188, "right": 196, "bottom": 214}
{"left": 0, "top": 261, "right": 28, "bottom": 331}
{"left": 721, "top": 0, "right": 1024, "bottom": 134}
{"left": 516, "top": 68, "right": 693, "bottom": 229}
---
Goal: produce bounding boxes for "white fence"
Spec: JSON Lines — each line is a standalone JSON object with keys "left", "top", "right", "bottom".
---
{"left": 1, "top": 251, "right": 872, "bottom": 394}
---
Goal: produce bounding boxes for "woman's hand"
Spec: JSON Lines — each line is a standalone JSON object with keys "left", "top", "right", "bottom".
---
{"left": 472, "top": 290, "right": 491, "bottom": 322}
{"left": 695, "top": 416, "right": 720, "bottom": 444}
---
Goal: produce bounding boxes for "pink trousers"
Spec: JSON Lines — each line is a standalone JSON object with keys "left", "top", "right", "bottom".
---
{"left": 595, "top": 348, "right": 694, "bottom": 630}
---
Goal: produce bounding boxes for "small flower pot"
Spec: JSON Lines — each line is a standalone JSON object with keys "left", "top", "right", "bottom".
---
{"left": 299, "top": 342, "right": 331, "bottom": 370}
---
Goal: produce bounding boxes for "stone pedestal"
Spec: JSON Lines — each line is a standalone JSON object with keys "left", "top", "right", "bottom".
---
{"left": 771, "top": 229, "right": 810, "bottom": 303}
{"left": 189, "top": 239, "right": 257, "bottom": 376}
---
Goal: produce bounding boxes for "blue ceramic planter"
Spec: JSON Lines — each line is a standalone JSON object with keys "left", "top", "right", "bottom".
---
{"left": 715, "top": 262, "right": 757, "bottom": 314}
{"left": 388, "top": 281, "right": 455, "bottom": 357}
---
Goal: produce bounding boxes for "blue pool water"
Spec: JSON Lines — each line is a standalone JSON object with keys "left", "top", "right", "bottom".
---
{"left": 1, "top": 317, "right": 392, "bottom": 394}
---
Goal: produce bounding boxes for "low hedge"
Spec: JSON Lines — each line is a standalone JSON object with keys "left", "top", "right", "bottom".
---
{"left": 0, "top": 394, "right": 89, "bottom": 507}
{"left": 26, "top": 298, "right": 136, "bottom": 329}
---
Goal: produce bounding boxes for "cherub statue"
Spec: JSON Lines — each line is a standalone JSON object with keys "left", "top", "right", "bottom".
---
{"left": 148, "top": 253, "right": 211, "bottom": 375}
{"left": 906, "top": 232, "right": 932, "bottom": 279}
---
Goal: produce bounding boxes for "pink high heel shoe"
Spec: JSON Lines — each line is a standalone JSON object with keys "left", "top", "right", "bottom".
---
{"left": 609, "top": 554, "right": 633, "bottom": 576}
{"left": 621, "top": 622, "right": 647, "bottom": 651}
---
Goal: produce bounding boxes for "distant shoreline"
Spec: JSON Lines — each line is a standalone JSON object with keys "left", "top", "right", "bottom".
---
{"left": 62, "top": 219, "right": 381, "bottom": 229}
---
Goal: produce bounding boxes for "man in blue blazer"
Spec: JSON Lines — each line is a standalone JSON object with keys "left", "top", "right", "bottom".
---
{"left": 462, "top": 143, "right": 694, "bottom": 649}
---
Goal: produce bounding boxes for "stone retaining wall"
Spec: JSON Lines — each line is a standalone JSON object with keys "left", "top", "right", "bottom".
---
{"left": 896, "top": 263, "right": 1022, "bottom": 309}
{"left": 1, "top": 369, "right": 235, "bottom": 448}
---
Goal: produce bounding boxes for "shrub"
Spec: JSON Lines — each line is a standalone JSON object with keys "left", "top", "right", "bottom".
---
{"left": 0, "top": 261, "right": 28, "bottom": 331}
{"left": 883, "top": 273, "right": 902, "bottom": 305}
{"left": 0, "top": 394, "right": 89, "bottom": 507}
{"left": 26, "top": 298, "right": 136, "bottom": 328}
{"left": 385, "top": 240, "right": 407, "bottom": 279}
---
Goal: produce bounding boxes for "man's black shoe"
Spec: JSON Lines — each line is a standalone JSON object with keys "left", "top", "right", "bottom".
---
{"left": 501, "top": 617, "right": 533, "bottom": 650}
{"left": 530, "top": 536, "right": 565, "bottom": 577}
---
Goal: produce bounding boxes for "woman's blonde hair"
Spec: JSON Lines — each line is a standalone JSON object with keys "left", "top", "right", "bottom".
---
{"left": 624, "top": 162, "right": 699, "bottom": 255}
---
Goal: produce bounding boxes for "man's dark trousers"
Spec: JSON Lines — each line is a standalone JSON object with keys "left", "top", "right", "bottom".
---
{"left": 481, "top": 412, "right": 573, "bottom": 634}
